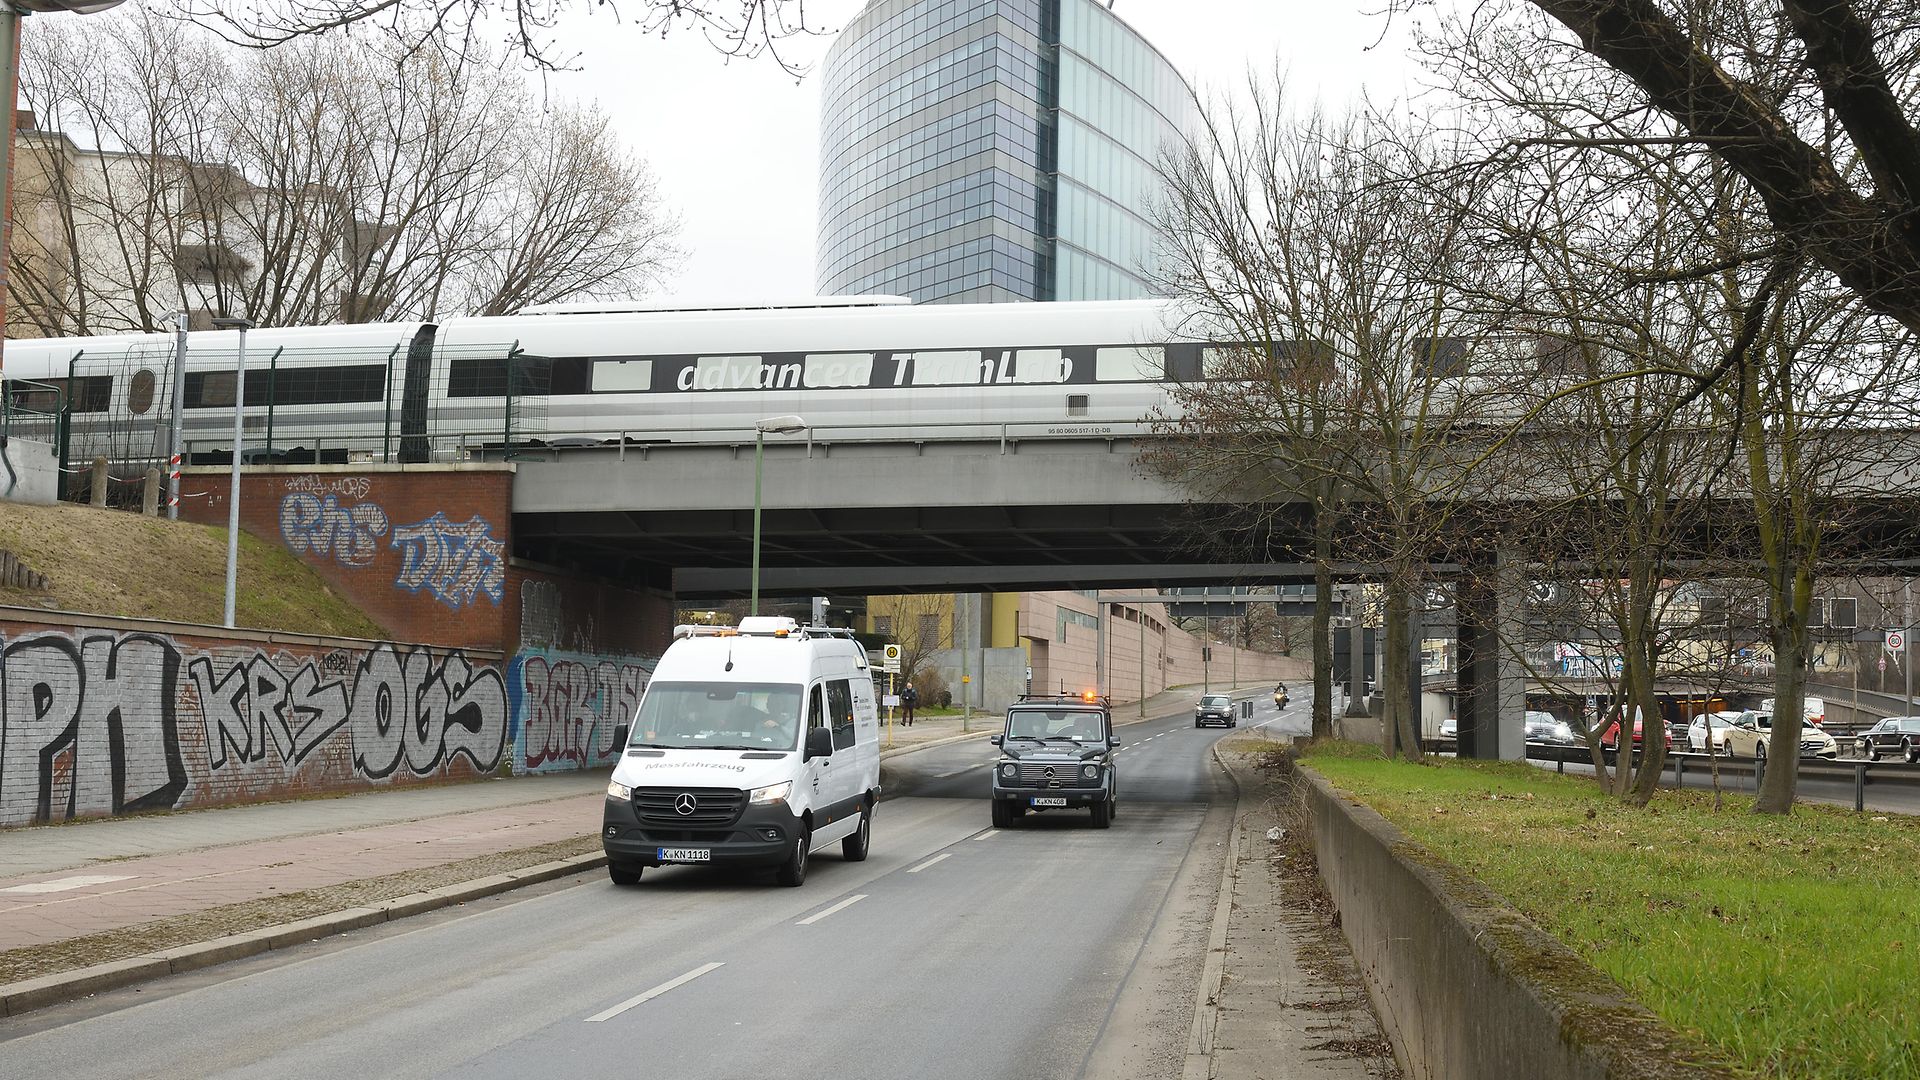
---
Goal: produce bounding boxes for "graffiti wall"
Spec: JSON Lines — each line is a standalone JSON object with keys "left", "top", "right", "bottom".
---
{"left": 0, "top": 614, "right": 508, "bottom": 828}
{"left": 509, "top": 649, "right": 657, "bottom": 774}
{"left": 277, "top": 478, "right": 505, "bottom": 610}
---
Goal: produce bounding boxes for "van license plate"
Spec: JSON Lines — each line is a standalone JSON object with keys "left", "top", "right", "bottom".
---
{"left": 1030, "top": 797, "right": 1068, "bottom": 807}
{"left": 657, "top": 847, "right": 711, "bottom": 863}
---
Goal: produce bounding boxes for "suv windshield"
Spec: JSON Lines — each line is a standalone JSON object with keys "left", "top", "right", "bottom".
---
{"left": 629, "top": 681, "right": 803, "bottom": 750}
{"left": 1005, "top": 708, "right": 1108, "bottom": 742}
{"left": 1201, "top": 696, "right": 1231, "bottom": 708}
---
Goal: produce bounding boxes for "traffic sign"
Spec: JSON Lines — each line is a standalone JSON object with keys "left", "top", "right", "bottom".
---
{"left": 1878, "top": 657, "right": 1888, "bottom": 673}
{"left": 1887, "top": 630, "right": 1905, "bottom": 654}
{"left": 882, "top": 644, "right": 902, "bottom": 673}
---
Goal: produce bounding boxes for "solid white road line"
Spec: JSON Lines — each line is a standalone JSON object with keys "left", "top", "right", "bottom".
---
{"left": 585, "top": 962, "right": 725, "bottom": 1022}
{"left": 905, "top": 853, "right": 952, "bottom": 874}
{"left": 796, "top": 894, "right": 869, "bottom": 925}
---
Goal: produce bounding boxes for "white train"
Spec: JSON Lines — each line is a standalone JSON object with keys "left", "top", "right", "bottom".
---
{"left": 2, "top": 296, "right": 1211, "bottom": 469}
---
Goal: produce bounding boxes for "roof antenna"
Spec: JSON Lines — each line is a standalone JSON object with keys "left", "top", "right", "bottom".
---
{"left": 724, "top": 646, "right": 735, "bottom": 672}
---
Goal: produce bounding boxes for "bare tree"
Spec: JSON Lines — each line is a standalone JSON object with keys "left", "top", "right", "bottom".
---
{"left": 1150, "top": 83, "right": 1504, "bottom": 759}
{"left": 159, "top": 0, "right": 823, "bottom": 72}
{"left": 11, "top": 8, "right": 679, "bottom": 334}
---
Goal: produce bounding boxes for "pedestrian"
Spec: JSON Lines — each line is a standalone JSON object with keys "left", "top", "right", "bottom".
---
{"left": 902, "top": 682, "right": 919, "bottom": 726}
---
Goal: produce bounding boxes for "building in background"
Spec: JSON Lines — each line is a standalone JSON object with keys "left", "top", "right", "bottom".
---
{"left": 816, "top": 0, "right": 1195, "bottom": 304}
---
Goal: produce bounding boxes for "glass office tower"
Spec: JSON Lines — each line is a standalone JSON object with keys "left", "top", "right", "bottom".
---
{"left": 816, "top": 0, "right": 1194, "bottom": 304}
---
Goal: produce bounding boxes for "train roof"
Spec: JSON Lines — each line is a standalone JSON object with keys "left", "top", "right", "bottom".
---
{"left": 435, "top": 297, "right": 1194, "bottom": 355}
{"left": 3, "top": 322, "right": 428, "bottom": 377}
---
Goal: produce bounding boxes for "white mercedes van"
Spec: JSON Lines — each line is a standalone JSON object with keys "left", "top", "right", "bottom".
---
{"left": 602, "top": 617, "right": 881, "bottom": 887}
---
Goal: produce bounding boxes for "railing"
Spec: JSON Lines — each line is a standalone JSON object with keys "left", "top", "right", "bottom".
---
{"left": 1433, "top": 740, "right": 1920, "bottom": 811}
{"left": 1, "top": 378, "right": 64, "bottom": 445}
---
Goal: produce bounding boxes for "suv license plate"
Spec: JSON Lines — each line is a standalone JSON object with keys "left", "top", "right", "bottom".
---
{"left": 1030, "top": 797, "right": 1068, "bottom": 807}
{"left": 657, "top": 847, "right": 711, "bottom": 863}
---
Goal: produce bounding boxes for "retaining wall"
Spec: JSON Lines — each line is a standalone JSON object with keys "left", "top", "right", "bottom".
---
{"left": 1298, "top": 767, "right": 1735, "bottom": 1080}
{"left": 0, "top": 608, "right": 509, "bottom": 828}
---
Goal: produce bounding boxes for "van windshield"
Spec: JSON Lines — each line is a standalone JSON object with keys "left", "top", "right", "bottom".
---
{"left": 630, "top": 682, "right": 804, "bottom": 750}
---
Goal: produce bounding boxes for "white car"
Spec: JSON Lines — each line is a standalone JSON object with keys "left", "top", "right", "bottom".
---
{"left": 1687, "top": 710, "right": 1746, "bottom": 754}
{"left": 1718, "top": 711, "right": 1839, "bottom": 762}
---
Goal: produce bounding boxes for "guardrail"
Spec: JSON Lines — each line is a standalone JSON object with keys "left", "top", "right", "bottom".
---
{"left": 1428, "top": 739, "right": 1920, "bottom": 811}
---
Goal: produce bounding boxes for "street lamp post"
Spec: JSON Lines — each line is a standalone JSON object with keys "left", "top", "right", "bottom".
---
{"left": 750, "top": 415, "right": 807, "bottom": 615}
{"left": 212, "top": 317, "right": 252, "bottom": 628}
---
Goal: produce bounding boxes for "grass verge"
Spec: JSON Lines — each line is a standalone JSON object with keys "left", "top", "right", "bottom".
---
{"left": 0, "top": 835, "right": 598, "bottom": 984}
{"left": 1303, "top": 741, "right": 1919, "bottom": 1079}
{"left": 0, "top": 500, "right": 386, "bottom": 637}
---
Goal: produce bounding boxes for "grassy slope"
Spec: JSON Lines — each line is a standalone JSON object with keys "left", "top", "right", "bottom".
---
{"left": 1305, "top": 742, "right": 1919, "bottom": 1080}
{"left": 0, "top": 501, "right": 387, "bottom": 638}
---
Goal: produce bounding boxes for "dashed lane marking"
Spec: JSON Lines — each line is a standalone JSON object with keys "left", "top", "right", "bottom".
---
{"left": 973, "top": 829, "right": 1001, "bottom": 841}
{"left": 585, "top": 962, "right": 725, "bottom": 1022}
{"left": 905, "top": 853, "right": 952, "bottom": 874}
{"left": 795, "top": 894, "right": 868, "bottom": 925}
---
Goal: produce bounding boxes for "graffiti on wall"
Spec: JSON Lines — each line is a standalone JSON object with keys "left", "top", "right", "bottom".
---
{"left": 391, "top": 512, "right": 506, "bottom": 610}
{"left": 273, "top": 476, "right": 504, "bottom": 609}
{"left": 280, "top": 494, "right": 391, "bottom": 568}
{"left": 1, "top": 628, "right": 507, "bottom": 827}
{"left": 509, "top": 650, "right": 656, "bottom": 773}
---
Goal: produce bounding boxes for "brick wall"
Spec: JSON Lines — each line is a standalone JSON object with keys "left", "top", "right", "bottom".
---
{"left": 0, "top": 607, "right": 509, "bottom": 827}
{"left": 180, "top": 464, "right": 515, "bottom": 649}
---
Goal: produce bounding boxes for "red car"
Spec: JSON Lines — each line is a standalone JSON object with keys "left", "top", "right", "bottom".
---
{"left": 1599, "top": 716, "right": 1671, "bottom": 752}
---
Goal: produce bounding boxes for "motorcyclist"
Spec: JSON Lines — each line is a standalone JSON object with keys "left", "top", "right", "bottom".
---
{"left": 1273, "top": 682, "right": 1290, "bottom": 708}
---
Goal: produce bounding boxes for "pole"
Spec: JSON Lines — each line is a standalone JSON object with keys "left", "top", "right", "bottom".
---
{"left": 1905, "top": 580, "right": 1912, "bottom": 712}
{"left": 1095, "top": 600, "right": 1105, "bottom": 699}
{"left": 263, "top": 345, "right": 281, "bottom": 462}
{"left": 886, "top": 671, "right": 894, "bottom": 750}
{"left": 750, "top": 430, "right": 764, "bottom": 616}
{"left": 960, "top": 592, "right": 971, "bottom": 731}
{"left": 222, "top": 324, "right": 248, "bottom": 629}
{"left": 1138, "top": 602, "right": 1146, "bottom": 719}
{"left": 167, "top": 313, "right": 187, "bottom": 519}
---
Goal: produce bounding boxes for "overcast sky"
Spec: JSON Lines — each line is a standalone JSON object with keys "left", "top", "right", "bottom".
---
{"left": 547, "top": 2, "right": 1426, "bottom": 303}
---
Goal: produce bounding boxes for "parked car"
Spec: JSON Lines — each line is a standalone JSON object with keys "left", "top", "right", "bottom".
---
{"left": 1855, "top": 716, "right": 1920, "bottom": 762}
{"left": 1719, "top": 710, "right": 1839, "bottom": 761}
{"left": 1524, "top": 710, "right": 1578, "bottom": 745}
{"left": 1194, "top": 693, "right": 1237, "bottom": 728}
{"left": 1686, "top": 710, "right": 1746, "bottom": 754}
{"left": 1440, "top": 715, "right": 1457, "bottom": 738}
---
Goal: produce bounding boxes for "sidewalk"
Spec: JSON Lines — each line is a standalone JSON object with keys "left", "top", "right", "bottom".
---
{"left": 1186, "top": 733, "right": 1402, "bottom": 1079}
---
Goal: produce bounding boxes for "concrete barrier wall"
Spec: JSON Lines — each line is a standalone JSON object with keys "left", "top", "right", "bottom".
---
{"left": 1299, "top": 768, "right": 1735, "bottom": 1080}
{"left": 1, "top": 438, "right": 59, "bottom": 505}
{"left": 0, "top": 608, "right": 509, "bottom": 828}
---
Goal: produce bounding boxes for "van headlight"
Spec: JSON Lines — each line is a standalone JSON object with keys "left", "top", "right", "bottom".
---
{"left": 749, "top": 781, "right": 792, "bottom": 804}
{"left": 606, "top": 781, "right": 631, "bottom": 801}
{"left": 1552, "top": 723, "right": 1572, "bottom": 742}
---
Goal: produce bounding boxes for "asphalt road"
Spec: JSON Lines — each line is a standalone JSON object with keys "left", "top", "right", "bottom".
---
{"left": 0, "top": 693, "right": 1313, "bottom": 1080}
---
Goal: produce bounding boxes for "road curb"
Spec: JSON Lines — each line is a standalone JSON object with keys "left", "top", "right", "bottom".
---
{"left": 1181, "top": 738, "right": 1251, "bottom": 1080}
{"left": 0, "top": 851, "right": 607, "bottom": 1019}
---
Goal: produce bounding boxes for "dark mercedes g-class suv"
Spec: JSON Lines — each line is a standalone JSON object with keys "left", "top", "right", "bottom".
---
{"left": 988, "top": 694, "right": 1118, "bottom": 829}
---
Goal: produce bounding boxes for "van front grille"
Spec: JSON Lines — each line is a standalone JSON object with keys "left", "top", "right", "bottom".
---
{"left": 631, "top": 787, "right": 747, "bottom": 827}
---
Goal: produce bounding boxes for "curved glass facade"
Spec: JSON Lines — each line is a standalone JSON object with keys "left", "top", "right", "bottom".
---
{"left": 817, "top": 0, "right": 1192, "bottom": 304}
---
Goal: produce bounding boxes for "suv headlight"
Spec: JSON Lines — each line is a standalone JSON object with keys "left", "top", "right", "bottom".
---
{"left": 749, "top": 781, "right": 792, "bottom": 804}
{"left": 1000, "top": 762, "right": 1017, "bottom": 778}
{"left": 606, "top": 781, "right": 631, "bottom": 801}
{"left": 1552, "top": 723, "right": 1572, "bottom": 741}
{"left": 1081, "top": 764, "right": 1099, "bottom": 779}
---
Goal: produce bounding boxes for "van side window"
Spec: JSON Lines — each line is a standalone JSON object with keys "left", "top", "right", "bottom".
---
{"left": 808, "top": 686, "right": 828, "bottom": 737}
{"left": 827, "top": 680, "right": 856, "bottom": 750}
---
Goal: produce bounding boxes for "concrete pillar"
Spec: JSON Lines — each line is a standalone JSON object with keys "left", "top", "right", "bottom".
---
{"left": 141, "top": 467, "right": 161, "bottom": 516}
{"left": 89, "top": 456, "right": 109, "bottom": 506}
{"left": 1456, "top": 549, "right": 1528, "bottom": 760}
{"left": 1344, "top": 589, "right": 1370, "bottom": 717}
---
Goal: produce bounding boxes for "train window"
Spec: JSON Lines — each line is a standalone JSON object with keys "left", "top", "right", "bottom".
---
{"left": 447, "top": 355, "right": 563, "bottom": 396}
{"left": 803, "top": 353, "right": 873, "bottom": 388}
{"left": 1012, "top": 349, "right": 1070, "bottom": 383}
{"left": 1095, "top": 346, "right": 1164, "bottom": 382}
{"left": 592, "top": 359, "right": 653, "bottom": 392}
{"left": 689, "top": 355, "right": 777, "bottom": 390}
{"left": 192, "top": 370, "right": 236, "bottom": 408}
{"left": 447, "top": 357, "right": 506, "bottom": 398}
{"left": 6, "top": 375, "right": 111, "bottom": 414}
{"left": 128, "top": 369, "right": 157, "bottom": 415}
{"left": 1202, "top": 345, "right": 1248, "bottom": 378}
{"left": 907, "top": 350, "right": 985, "bottom": 385}
{"left": 185, "top": 365, "right": 386, "bottom": 407}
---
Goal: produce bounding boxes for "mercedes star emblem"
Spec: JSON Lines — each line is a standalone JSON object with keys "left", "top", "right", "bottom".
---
{"left": 674, "top": 793, "right": 698, "bottom": 816}
{"left": 1043, "top": 766, "right": 1056, "bottom": 778}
